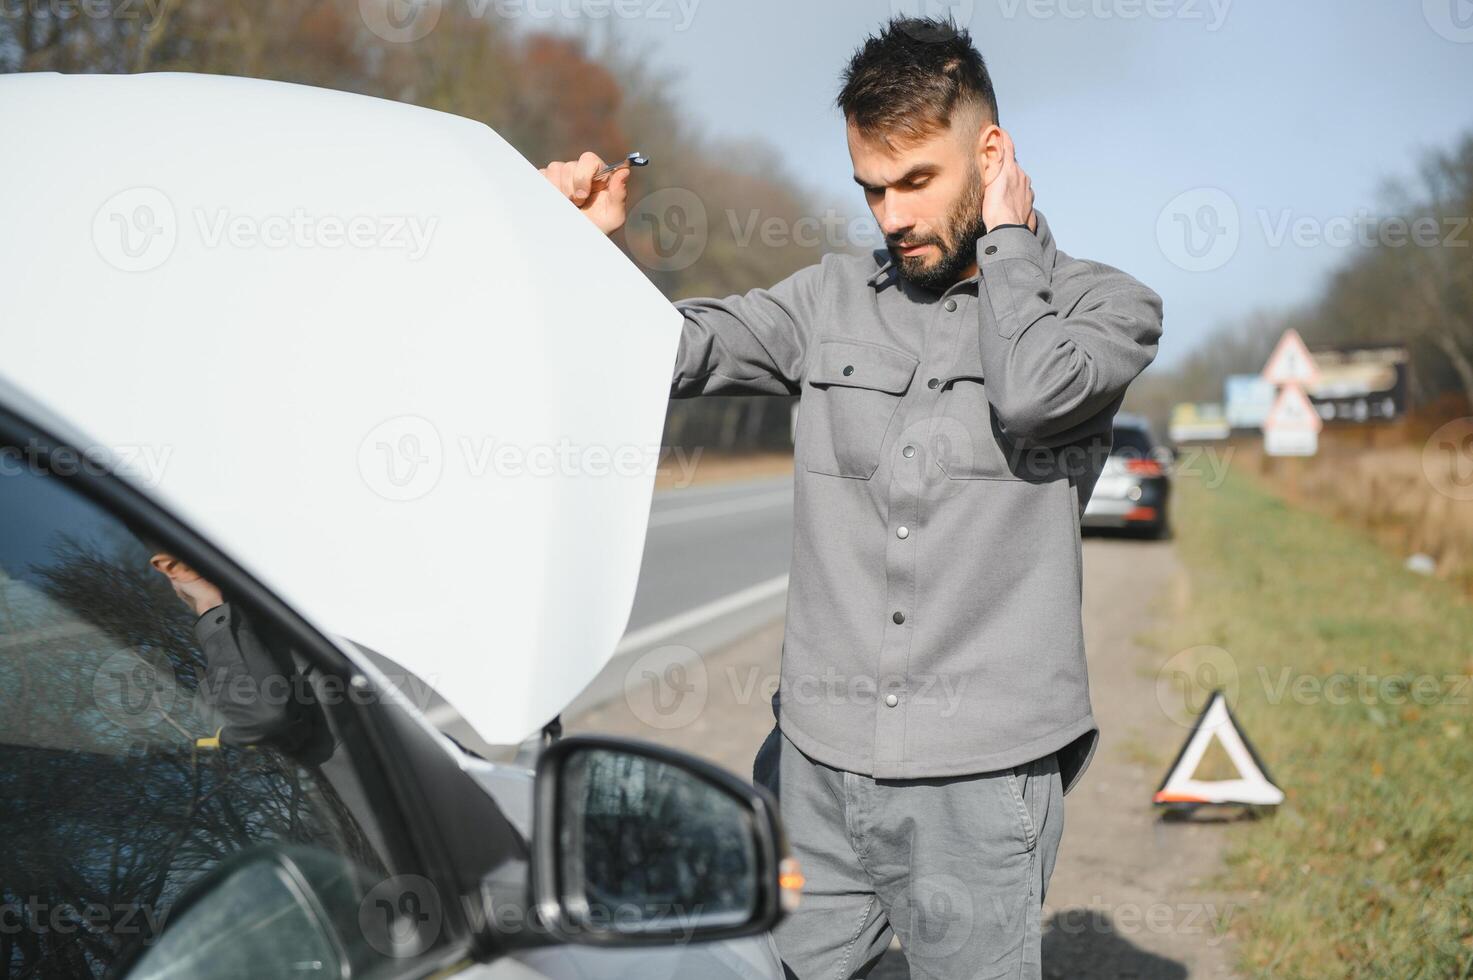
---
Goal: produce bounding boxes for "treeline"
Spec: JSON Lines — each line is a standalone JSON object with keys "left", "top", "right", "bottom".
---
{"left": 2, "top": 0, "right": 830, "bottom": 452}
{"left": 1127, "top": 132, "right": 1473, "bottom": 439}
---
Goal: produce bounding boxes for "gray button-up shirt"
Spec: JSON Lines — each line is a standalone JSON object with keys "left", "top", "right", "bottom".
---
{"left": 669, "top": 211, "right": 1163, "bottom": 793}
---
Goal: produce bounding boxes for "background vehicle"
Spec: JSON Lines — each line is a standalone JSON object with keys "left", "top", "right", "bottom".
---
{"left": 1081, "top": 414, "right": 1173, "bottom": 538}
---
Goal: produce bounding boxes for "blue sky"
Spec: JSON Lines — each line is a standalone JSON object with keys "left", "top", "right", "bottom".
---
{"left": 539, "top": 0, "right": 1473, "bottom": 366}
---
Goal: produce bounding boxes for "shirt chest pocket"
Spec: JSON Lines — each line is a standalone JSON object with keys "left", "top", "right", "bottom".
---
{"left": 801, "top": 339, "right": 918, "bottom": 479}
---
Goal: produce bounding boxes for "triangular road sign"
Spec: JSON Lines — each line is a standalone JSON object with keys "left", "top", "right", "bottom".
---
{"left": 1154, "top": 690, "right": 1285, "bottom": 807}
{"left": 1263, "top": 382, "right": 1323, "bottom": 434}
{"left": 1262, "top": 329, "right": 1321, "bottom": 387}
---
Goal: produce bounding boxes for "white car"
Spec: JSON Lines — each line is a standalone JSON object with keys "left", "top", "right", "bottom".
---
{"left": 0, "top": 72, "right": 792, "bottom": 979}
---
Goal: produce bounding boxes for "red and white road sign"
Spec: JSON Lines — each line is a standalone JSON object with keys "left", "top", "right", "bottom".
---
{"left": 1263, "top": 382, "right": 1322, "bottom": 456}
{"left": 1262, "top": 329, "right": 1321, "bottom": 388}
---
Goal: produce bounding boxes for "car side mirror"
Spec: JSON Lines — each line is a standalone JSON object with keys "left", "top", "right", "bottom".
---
{"left": 530, "top": 736, "right": 797, "bottom": 946}
{"left": 114, "top": 847, "right": 373, "bottom": 979}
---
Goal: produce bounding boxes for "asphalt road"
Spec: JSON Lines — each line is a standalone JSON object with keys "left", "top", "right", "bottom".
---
{"left": 627, "top": 475, "right": 794, "bottom": 633}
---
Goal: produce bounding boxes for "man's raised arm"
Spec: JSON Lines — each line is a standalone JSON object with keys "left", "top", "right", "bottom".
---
{"left": 975, "top": 225, "right": 1163, "bottom": 445}
{"left": 971, "top": 132, "right": 1163, "bottom": 445}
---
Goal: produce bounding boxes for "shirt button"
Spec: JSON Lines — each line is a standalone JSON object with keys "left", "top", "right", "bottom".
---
{"left": 842, "top": 364, "right": 854, "bottom": 376}
{"left": 927, "top": 377, "right": 939, "bottom": 389}
{"left": 892, "top": 610, "right": 905, "bottom": 624}
{"left": 944, "top": 298, "right": 957, "bottom": 312}
{"left": 896, "top": 525, "right": 909, "bottom": 539}
{"left": 885, "top": 694, "right": 899, "bottom": 708}
{"left": 902, "top": 445, "right": 915, "bottom": 458}
{"left": 985, "top": 244, "right": 998, "bottom": 255}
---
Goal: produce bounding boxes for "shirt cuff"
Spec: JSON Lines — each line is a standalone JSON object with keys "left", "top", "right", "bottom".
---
{"left": 978, "top": 224, "right": 1046, "bottom": 271}
{"left": 194, "top": 602, "right": 233, "bottom": 643}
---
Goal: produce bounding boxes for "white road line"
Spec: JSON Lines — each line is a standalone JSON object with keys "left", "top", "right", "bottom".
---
{"left": 652, "top": 475, "right": 792, "bottom": 502}
{"left": 648, "top": 490, "right": 793, "bottom": 528}
{"left": 615, "top": 573, "right": 789, "bottom": 654}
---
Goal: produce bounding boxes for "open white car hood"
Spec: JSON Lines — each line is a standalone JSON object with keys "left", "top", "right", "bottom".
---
{"left": 0, "top": 73, "right": 683, "bottom": 745}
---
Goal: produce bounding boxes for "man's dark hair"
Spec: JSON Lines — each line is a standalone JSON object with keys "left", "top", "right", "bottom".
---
{"left": 837, "top": 17, "right": 998, "bottom": 149}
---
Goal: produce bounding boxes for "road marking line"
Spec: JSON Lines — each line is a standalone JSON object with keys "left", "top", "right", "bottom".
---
{"left": 615, "top": 573, "right": 790, "bottom": 654}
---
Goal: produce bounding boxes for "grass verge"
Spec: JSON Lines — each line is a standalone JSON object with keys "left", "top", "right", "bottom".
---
{"left": 1162, "top": 470, "right": 1473, "bottom": 978}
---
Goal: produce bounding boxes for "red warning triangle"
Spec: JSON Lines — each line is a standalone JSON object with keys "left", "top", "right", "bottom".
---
{"left": 1263, "top": 382, "right": 1323, "bottom": 434}
{"left": 1154, "top": 691, "right": 1284, "bottom": 807}
{"left": 1262, "top": 329, "right": 1321, "bottom": 387}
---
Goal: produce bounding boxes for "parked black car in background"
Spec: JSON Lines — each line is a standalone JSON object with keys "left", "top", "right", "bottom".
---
{"left": 1081, "top": 414, "right": 1172, "bottom": 538}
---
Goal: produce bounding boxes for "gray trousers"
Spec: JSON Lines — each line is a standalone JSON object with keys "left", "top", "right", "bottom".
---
{"left": 754, "top": 727, "right": 1064, "bottom": 980}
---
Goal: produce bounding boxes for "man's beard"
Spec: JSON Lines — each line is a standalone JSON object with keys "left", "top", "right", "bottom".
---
{"left": 886, "top": 167, "right": 988, "bottom": 293}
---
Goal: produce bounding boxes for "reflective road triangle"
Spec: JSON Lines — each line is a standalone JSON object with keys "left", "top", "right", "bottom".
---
{"left": 1154, "top": 690, "right": 1285, "bottom": 807}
